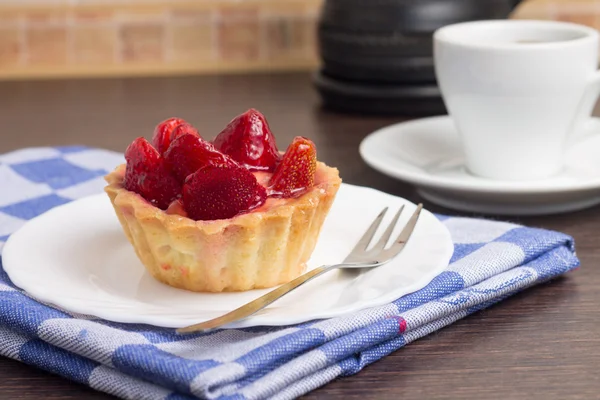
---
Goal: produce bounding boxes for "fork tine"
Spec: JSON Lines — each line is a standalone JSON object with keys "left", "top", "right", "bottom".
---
{"left": 368, "top": 205, "right": 405, "bottom": 253}
{"left": 380, "top": 204, "right": 423, "bottom": 259}
{"left": 347, "top": 207, "right": 388, "bottom": 254}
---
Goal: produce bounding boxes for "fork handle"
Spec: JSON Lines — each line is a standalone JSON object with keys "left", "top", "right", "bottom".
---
{"left": 176, "top": 264, "right": 337, "bottom": 334}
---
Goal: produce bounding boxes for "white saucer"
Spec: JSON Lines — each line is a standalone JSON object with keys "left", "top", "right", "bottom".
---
{"left": 359, "top": 115, "right": 600, "bottom": 216}
{"left": 2, "top": 184, "right": 453, "bottom": 329}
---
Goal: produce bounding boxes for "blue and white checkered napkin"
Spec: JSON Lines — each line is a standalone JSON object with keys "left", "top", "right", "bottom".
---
{"left": 0, "top": 147, "right": 579, "bottom": 400}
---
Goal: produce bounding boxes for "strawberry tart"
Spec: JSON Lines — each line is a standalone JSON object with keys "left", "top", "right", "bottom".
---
{"left": 104, "top": 109, "right": 341, "bottom": 292}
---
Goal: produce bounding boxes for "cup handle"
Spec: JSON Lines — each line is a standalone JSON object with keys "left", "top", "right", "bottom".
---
{"left": 571, "top": 70, "right": 600, "bottom": 143}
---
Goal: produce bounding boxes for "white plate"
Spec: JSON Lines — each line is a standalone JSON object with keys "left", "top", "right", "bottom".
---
{"left": 360, "top": 115, "right": 600, "bottom": 216}
{"left": 3, "top": 184, "right": 453, "bottom": 328}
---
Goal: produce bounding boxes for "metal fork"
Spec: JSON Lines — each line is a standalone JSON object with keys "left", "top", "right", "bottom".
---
{"left": 176, "top": 203, "right": 423, "bottom": 334}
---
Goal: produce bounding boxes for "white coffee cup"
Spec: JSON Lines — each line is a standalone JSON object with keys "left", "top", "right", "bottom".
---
{"left": 434, "top": 20, "right": 600, "bottom": 181}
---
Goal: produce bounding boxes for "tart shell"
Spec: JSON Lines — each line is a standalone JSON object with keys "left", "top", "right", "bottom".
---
{"left": 104, "top": 163, "right": 341, "bottom": 292}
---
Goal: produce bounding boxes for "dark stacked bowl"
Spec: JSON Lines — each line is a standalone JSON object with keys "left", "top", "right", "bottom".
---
{"left": 314, "top": 0, "right": 521, "bottom": 116}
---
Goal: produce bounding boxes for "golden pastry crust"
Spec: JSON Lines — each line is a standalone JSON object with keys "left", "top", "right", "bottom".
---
{"left": 104, "top": 163, "right": 341, "bottom": 292}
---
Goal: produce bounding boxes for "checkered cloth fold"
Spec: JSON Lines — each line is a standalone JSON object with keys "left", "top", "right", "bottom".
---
{"left": 0, "top": 147, "right": 579, "bottom": 400}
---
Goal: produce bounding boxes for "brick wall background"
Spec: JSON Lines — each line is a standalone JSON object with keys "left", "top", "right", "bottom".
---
{"left": 512, "top": 0, "right": 600, "bottom": 28}
{"left": 0, "top": 0, "right": 321, "bottom": 79}
{"left": 0, "top": 0, "right": 596, "bottom": 80}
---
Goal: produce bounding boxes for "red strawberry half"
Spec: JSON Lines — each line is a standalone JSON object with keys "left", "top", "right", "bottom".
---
{"left": 164, "top": 133, "right": 238, "bottom": 182}
{"left": 269, "top": 136, "right": 317, "bottom": 198}
{"left": 124, "top": 137, "right": 181, "bottom": 210}
{"left": 152, "top": 118, "right": 199, "bottom": 155}
{"left": 213, "top": 109, "right": 281, "bottom": 172}
{"left": 183, "top": 164, "right": 267, "bottom": 221}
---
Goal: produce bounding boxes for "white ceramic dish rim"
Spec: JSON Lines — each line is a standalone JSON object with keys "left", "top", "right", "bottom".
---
{"left": 2, "top": 185, "right": 454, "bottom": 328}
{"left": 359, "top": 115, "right": 600, "bottom": 194}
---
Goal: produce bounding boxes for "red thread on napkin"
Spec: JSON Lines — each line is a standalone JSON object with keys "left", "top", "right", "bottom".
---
{"left": 391, "top": 316, "right": 407, "bottom": 334}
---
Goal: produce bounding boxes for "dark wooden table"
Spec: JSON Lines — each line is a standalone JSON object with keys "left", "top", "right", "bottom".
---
{"left": 0, "top": 73, "right": 598, "bottom": 400}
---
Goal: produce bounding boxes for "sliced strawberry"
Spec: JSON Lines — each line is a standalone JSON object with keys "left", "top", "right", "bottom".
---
{"left": 164, "top": 133, "right": 237, "bottom": 183}
{"left": 152, "top": 118, "right": 199, "bottom": 155}
{"left": 212, "top": 109, "right": 281, "bottom": 172}
{"left": 268, "top": 136, "right": 317, "bottom": 198}
{"left": 183, "top": 165, "right": 267, "bottom": 221}
{"left": 124, "top": 137, "right": 181, "bottom": 210}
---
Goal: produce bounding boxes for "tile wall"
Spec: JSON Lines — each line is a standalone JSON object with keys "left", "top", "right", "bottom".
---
{"left": 0, "top": 0, "right": 596, "bottom": 80}
{"left": 0, "top": 0, "right": 321, "bottom": 79}
{"left": 512, "top": 0, "right": 600, "bottom": 28}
